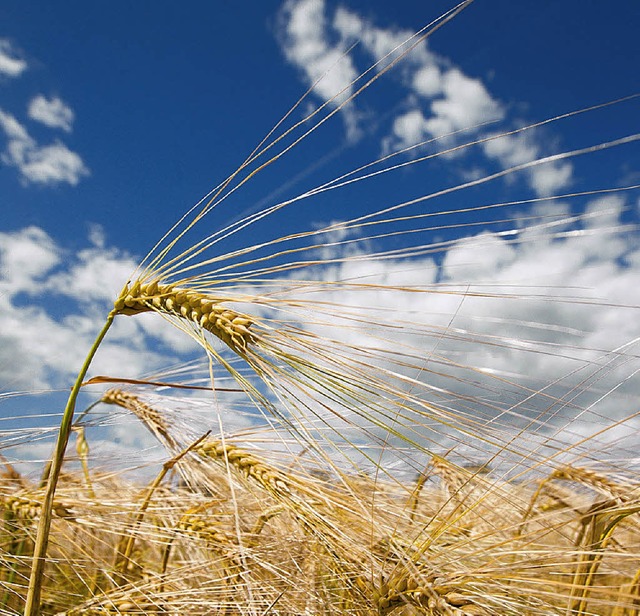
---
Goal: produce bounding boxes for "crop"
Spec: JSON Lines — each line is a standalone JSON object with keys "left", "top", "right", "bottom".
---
{"left": 1, "top": 1, "right": 639, "bottom": 615}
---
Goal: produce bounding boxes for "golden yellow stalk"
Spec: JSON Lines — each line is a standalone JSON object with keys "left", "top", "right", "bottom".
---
{"left": 568, "top": 499, "right": 640, "bottom": 616}
{"left": 112, "top": 432, "right": 210, "bottom": 587}
{"left": 72, "top": 427, "right": 95, "bottom": 500}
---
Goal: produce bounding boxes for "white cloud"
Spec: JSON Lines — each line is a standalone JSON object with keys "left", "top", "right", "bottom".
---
{"left": 0, "top": 227, "right": 194, "bottom": 392}
{"left": 389, "top": 108, "right": 429, "bottom": 149}
{"left": 483, "top": 131, "right": 573, "bottom": 197}
{"left": 278, "top": 1, "right": 439, "bottom": 140}
{"left": 2, "top": 188, "right": 639, "bottom": 470}
{"left": 583, "top": 193, "right": 625, "bottom": 230}
{"left": 384, "top": 66, "right": 505, "bottom": 153}
{"left": 440, "top": 230, "right": 517, "bottom": 280}
{"left": 10, "top": 140, "right": 89, "bottom": 185}
{"left": 88, "top": 223, "right": 106, "bottom": 249}
{"left": 0, "top": 226, "right": 61, "bottom": 295}
{"left": 0, "top": 39, "right": 27, "bottom": 78}
{"left": 278, "top": 0, "right": 360, "bottom": 137}
{"left": 430, "top": 68, "right": 504, "bottom": 135}
{"left": 0, "top": 109, "right": 89, "bottom": 185}
{"left": 28, "top": 95, "right": 75, "bottom": 132}
{"left": 45, "top": 245, "right": 138, "bottom": 303}
{"left": 258, "top": 193, "right": 640, "bottom": 465}
{"left": 483, "top": 131, "right": 539, "bottom": 167}
{"left": 281, "top": 2, "right": 501, "bottom": 141}
{"left": 413, "top": 64, "right": 443, "bottom": 98}
{"left": 332, "top": 5, "right": 364, "bottom": 40}
{"left": 335, "top": 7, "right": 430, "bottom": 69}
{"left": 277, "top": 2, "right": 574, "bottom": 198}
{"left": 0, "top": 109, "right": 30, "bottom": 140}
{"left": 529, "top": 161, "right": 573, "bottom": 197}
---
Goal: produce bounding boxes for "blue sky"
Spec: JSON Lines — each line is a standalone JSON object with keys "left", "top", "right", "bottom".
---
{"left": 1, "top": 0, "right": 639, "bottom": 472}
{"left": 1, "top": 1, "right": 638, "bottom": 248}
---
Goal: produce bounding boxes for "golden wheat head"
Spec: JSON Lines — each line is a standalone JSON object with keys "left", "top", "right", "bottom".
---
{"left": 114, "top": 280, "right": 255, "bottom": 353}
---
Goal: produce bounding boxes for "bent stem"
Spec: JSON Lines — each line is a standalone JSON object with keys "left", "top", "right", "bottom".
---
{"left": 23, "top": 311, "right": 116, "bottom": 616}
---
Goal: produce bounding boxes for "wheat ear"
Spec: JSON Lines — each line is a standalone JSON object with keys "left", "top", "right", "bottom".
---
{"left": 101, "top": 388, "right": 177, "bottom": 450}
{"left": 112, "top": 432, "right": 210, "bottom": 587}
{"left": 375, "top": 570, "right": 490, "bottom": 615}
{"left": 114, "top": 281, "right": 255, "bottom": 353}
{"left": 196, "top": 439, "right": 290, "bottom": 498}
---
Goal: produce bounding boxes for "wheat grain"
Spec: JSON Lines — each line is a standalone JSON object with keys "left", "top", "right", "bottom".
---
{"left": 2, "top": 491, "right": 73, "bottom": 521}
{"left": 113, "top": 281, "right": 255, "bottom": 353}
{"left": 196, "top": 439, "right": 290, "bottom": 497}
{"left": 177, "top": 504, "right": 236, "bottom": 547}
{"left": 376, "top": 569, "right": 491, "bottom": 616}
{"left": 101, "top": 388, "right": 178, "bottom": 450}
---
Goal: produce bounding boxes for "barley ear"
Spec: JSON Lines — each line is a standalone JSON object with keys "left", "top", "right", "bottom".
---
{"left": 113, "top": 281, "right": 255, "bottom": 355}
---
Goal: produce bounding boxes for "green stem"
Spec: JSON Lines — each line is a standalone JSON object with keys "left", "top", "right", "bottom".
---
{"left": 23, "top": 311, "right": 116, "bottom": 616}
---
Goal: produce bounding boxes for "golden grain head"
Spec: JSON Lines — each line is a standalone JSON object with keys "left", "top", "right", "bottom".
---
{"left": 101, "top": 388, "right": 178, "bottom": 449}
{"left": 113, "top": 281, "right": 255, "bottom": 353}
{"left": 196, "top": 439, "right": 291, "bottom": 495}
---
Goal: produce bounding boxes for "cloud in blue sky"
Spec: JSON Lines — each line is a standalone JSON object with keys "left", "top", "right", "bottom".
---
{"left": 0, "top": 1, "right": 638, "bottom": 472}
{"left": 0, "top": 44, "right": 88, "bottom": 185}
{"left": 0, "top": 223, "right": 204, "bottom": 391}
{"left": 0, "top": 108, "right": 89, "bottom": 185}
{"left": 28, "top": 95, "right": 75, "bottom": 132}
{"left": 2, "top": 191, "right": 639, "bottom": 466}
{"left": 278, "top": 0, "right": 362, "bottom": 139}
{"left": 0, "top": 39, "right": 26, "bottom": 78}
{"left": 276, "top": 0, "right": 572, "bottom": 198}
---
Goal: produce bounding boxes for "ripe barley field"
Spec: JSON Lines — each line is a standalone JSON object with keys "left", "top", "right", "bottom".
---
{"left": 1, "top": 2, "right": 639, "bottom": 615}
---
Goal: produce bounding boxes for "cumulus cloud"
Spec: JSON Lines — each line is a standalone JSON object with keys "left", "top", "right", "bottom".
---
{"left": 433, "top": 197, "right": 640, "bottom": 435}
{"left": 45, "top": 245, "right": 138, "bottom": 303}
{"left": 0, "top": 226, "right": 61, "bottom": 295}
{"left": 278, "top": 194, "right": 640, "bottom": 465}
{"left": 431, "top": 69, "right": 503, "bottom": 133}
{"left": 0, "top": 38, "right": 87, "bottom": 186}
{"left": 278, "top": 0, "right": 360, "bottom": 138}
{"left": 0, "top": 227, "right": 200, "bottom": 394}
{"left": 0, "top": 109, "right": 89, "bottom": 185}
{"left": 389, "top": 108, "right": 429, "bottom": 151}
{"left": 333, "top": 5, "right": 432, "bottom": 69}
{"left": 2, "top": 190, "right": 639, "bottom": 471}
{"left": 384, "top": 67, "right": 504, "bottom": 149}
{"left": 28, "top": 95, "right": 75, "bottom": 132}
{"left": 483, "top": 131, "right": 573, "bottom": 196}
{"left": 0, "top": 39, "right": 27, "bottom": 78}
{"left": 276, "top": 1, "right": 573, "bottom": 198}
